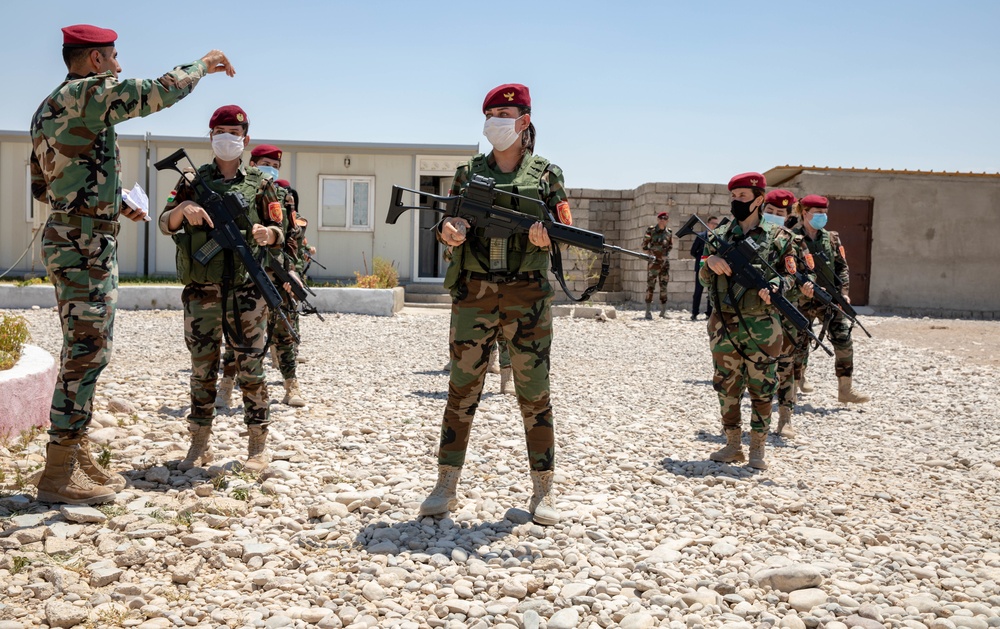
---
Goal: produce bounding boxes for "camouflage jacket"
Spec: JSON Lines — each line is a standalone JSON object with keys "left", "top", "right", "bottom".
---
{"left": 30, "top": 60, "right": 208, "bottom": 219}
{"left": 642, "top": 225, "right": 673, "bottom": 260}
{"left": 792, "top": 225, "right": 850, "bottom": 295}
{"left": 159, "top": 161, "right": 285, "bottom": 285}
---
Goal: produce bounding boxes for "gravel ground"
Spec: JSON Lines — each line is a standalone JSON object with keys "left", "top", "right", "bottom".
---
{"left": 1, "top": 305, "right": 999, "bottom": 629}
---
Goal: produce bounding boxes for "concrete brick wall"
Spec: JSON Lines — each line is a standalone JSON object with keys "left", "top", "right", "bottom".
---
{"left": 566, "top": 183, "right": 731, "bottom": 308}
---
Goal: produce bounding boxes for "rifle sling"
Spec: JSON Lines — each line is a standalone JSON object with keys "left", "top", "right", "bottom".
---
{"left": 548, "top": 242, "right": 609, "bottom": 303}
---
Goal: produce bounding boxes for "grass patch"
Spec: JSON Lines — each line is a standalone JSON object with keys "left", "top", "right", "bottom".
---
{"left": 11, "top": 555, "right": 31, "bottom": 574}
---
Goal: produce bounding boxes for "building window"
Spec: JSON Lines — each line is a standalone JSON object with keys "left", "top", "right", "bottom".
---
{"left": 319, "top": 176, "right": 374, "bottom": 231}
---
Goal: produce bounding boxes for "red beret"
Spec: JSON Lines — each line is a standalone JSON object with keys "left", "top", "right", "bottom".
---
{"left": 483, "top": 84, "right": 531, "bottom": 113}
{"left": 62, "top": 24, "right": 117, "bottom": 48}
{"left": 728, "top": 172, "right": 767, "bottom": 191}
{"left": 209, "top": 105, "right": 248, "bottom": 128}
{"left": 657, "top": 212, "right": 669, "bottom": 219}
{"left": 765, "top": 189, "right": 796, "bottom": 209}
{"left": 251, "top": 144, "right": 282, "bottom": 161}
{"left": 275, "top": 179, "right": 291, "bottom": 189}
{"left": 801, "top": 194, "right": 829, "bottom": 209}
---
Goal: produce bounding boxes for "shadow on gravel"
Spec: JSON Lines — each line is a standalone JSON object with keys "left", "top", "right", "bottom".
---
{"left": 682, "top": 379, "right": 714, "bottom": 386}
{"left": 407, "top": 390, "right": 449, "bottom": 400}
{"left": 658, "top": 456, "right": 755, "bottom": 479}
{"left": 156, "top": 404, "right": 187, "bottom": 418}
{"left": 354, "top": 515, "right": 518, "bottom": 559}
{"left": 413, "top": 369, "right": 449, "bottom": 376}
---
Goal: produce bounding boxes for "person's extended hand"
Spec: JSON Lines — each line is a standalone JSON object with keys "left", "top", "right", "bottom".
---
{"left": 201, "top": 50, "right": 235, "bottom": 77}
{"left": 802, "top": 282, "right": 815, "bottom": 299}
{"left": 528, "top": 222, "right": 551, "bottom": 248}
{"left": 441, "top": 217, "right": 470, "bottom": 246}
{"left": 758, "top": 288, "right": 773, "bottom": 305}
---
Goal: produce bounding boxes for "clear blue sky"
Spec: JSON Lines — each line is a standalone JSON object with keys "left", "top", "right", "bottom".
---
{"left": 4, "top": 1, "right": 997, "bottom": 189}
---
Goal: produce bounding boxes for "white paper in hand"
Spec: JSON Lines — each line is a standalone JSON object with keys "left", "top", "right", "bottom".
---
{"left": 123, "top": 182, "right": 151, "bottom": 221}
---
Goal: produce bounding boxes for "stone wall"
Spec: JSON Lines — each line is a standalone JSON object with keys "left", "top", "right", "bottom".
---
{"left": 566, "top": 183, "right": 731, "bottom": 308}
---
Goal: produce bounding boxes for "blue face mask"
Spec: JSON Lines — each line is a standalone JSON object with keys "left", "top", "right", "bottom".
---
{"left": 257, "top": 165, "right": 279, "bottom": 180}
{"left": 809, "top": 213, "right": 828, "bottom": 230}
{"left": 761, "top": 212, "right": 784, "bottom": 227}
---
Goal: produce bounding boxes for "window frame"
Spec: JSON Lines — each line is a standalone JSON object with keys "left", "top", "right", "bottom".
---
{"left": 317, "top": 175, "right": 375, "bottom": 232}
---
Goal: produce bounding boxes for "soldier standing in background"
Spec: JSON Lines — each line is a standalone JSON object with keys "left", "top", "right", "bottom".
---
{"left": 761, "top": 190, "right": 815, "bottom": 438}
{"left": 159, "top": 105, "right": 285, "bottom": 474}
{"left": 791, "top": 195, "right": 871, "bottom": 404}
{"left": 690, "top": 215, "right": 719, "bottom": 320}
{"left": 30, "top": 23, "right": 233, "bottom": 504}
{"left": 217, "top": 145, "right": 306, "bottom": 408}
{"left": 701, "top": 172, "right": 797, "bottom": 470}
{"left": 642, "top": 211, "right": 673, "bottom": 319}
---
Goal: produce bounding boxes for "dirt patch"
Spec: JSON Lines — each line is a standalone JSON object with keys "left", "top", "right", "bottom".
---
{"left": 869, "top": 317, "right": 1000, "bottom": 368}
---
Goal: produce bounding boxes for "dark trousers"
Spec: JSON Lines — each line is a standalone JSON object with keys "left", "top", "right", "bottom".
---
{"left": 691, "top": 260, "right": 712, "bottom": 316}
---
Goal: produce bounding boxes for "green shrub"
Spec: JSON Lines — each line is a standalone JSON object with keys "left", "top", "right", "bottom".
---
{"left": 354, "top": 255, "right": 398, "bottom": 289}
{"left": 0, "top": 314, "right": 30, "bottom": 371}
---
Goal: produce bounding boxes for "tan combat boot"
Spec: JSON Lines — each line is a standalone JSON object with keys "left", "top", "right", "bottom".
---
{"left": 282, "top": 378, "right": 306, "bottom": 407}
{"left": 418, "top": 465, "right": 462, "bottom": 516}
{"left": 500, "top": 366, "right": 514, "bottom": 395}
{"left": 710, "top": 427, "right": 745, "bottom": 463}
{"left": 748, "top": 431, "right": 768, "bottom": 470}
{"left": 659, "top": 302, "right": 668, "bottom": 318}
{"left": 529, "top": 470, "right": 560, "bottom": 526}
{"left": 36, "top": 442, "right": 116, "bottom": 505}
{"left": 798, "top": 369, "right": 814, "bottom": 393}
{"left": 178, "top": 422, "right": 214, "bottom": 471}
{"left": 75, "top": 437, "right": 126, "bottom": 491}
{"left": 644, "top": 302, "right": 653, "bottom": 320}
{"left": 244, "top": 424, "right": 272, "bottom": 473}
{"left": 775, "top": 407, "right": 796, "bottom": 438}
{"left": 215, "top": 376, "right": 235, "bottom": 409}
{"left": 487, "top": 347, "right": 500, "bottom": 374}
{"left": 838, "top": 376, "right": 871, "bottom": 403}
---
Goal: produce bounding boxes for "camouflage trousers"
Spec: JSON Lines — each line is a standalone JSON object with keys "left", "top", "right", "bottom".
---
{"left": 708, "top": 311, "right": 781, "bottom": 433}
{"left": 794, "top": 306, "right": 855, "bottom": 378}
{"left": 775, "top": 318, "right": 799, "bottom": 411}
{"left": 645, "top": 259, "right": 670, "bottom": 304}
{"left": 42, "top": 219, "right": 118, "bottom": 437}
{"left": 439, "top": 274, "right": 555, "bottom": 472}
{"left": 183, "top": 282, "right": 269, "bottom": 426}
{"left": 222, "top": 307, "right": 299, "bottom": 380}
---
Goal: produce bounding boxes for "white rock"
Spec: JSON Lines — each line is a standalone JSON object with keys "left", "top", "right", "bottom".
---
{"left": 60, "top": 504, "right": 107, "bottom": 523}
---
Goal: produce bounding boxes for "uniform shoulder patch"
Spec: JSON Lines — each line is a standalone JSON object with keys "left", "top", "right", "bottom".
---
{"left": 268, "top": 201, "right": 283, "bottom": 223}
{"left": 784, "top": 256, "right": 797, "bottom": 274}
{"left": 804, "top": 252, "right": 815, "bottom": 270}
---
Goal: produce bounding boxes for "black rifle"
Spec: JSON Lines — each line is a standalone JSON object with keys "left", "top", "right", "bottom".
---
{"left": 266, "top": 254, "right": 324, "bottom": 321}
{"left": 386, "top": 174, "right": 654, "bottom": 301}
{"left": 676, "top": 214, "right": 833, "bottom": 356}
{"left": 154, "top": 148, "right": 299, "bottom": 346}
{"left": 809, "top": 250, "right": 873, "bottom": 338}
{"left": 302, "top": 252, "right": 327, "bottom": 276}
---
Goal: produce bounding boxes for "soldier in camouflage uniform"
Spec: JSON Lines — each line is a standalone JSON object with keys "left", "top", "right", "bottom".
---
{"left": 642, "top": 211, "right": 673, "bottom": 319}
{"left": 217, "top": 146, "right": 305, "bottom": 409}
{"left": 419, "top": 84, "right": 567, "bottom": 525}
{"left": 791, "top": 195, "right": 870, "bottom": 404}
{"left": 761, "top": 190, "right": 817, "bottom": 438}
{"left": 159, "top": 106, "right": 285, "bottom": 474}
{"left": 30, "top": 23, "right": 233, "bottom": 505}
{"left": 701, "top": 173, "right": 798, "bottom": 470}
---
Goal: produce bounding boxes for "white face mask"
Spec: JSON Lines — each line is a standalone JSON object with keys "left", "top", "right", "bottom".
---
{"left": 483, "top": 116, "right": 522, "bottom": 151}
{"left": 211, "top": 133, "right": 245, "bottom": 161}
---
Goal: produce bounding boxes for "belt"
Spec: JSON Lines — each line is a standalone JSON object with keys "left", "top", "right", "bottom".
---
{"left": 49, "top": 212, "right": 120, "bottom": 237}
{"left": 466, "top": 270, "right": 541, "bottom": 284}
